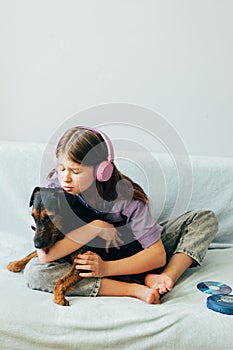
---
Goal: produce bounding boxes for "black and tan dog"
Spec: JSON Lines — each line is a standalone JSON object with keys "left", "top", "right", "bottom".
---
{"left": 7, "top": 186, "right": 101, "bottom": 306}
{"left": 7, "top": 187, "right": 146, "bottom": 305}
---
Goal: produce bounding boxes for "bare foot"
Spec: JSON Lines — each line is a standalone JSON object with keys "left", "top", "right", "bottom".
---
{"left": 145, "top": 274, "right": 174, "bottom": 295}
{"left": 131, "top": 284, "right": 161, "bottom": 304}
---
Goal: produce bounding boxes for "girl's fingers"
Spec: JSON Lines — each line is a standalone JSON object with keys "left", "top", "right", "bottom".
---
{"left": 113, "top": 232, "right": 124, "bottom": 248}
{"left": 75, "top": 264, "right": 92, "bottom": 271}
{"left": 79, "top": 272, "right": 95, "bottom": 278}
{"left": 74, "top": 259, "right": 92, "bottom": 265}
{"left": 112, "top": 237, "right": 120, "bottom": 250}
{"left": 74, "top": 253, "right": 96, "bottom": 265}
{"left": 104, "top": 232, "right": 124, "bottom": 253}
{"left": 114, "top": 230, "right": 124, "bottom": 244}
{"left": 116, "top": 235, "right": 124, "bottom": 244}
{"left": 105, "top": 241, "right": 110, "bottom": 253}
{"left": 76, "top": 252, "right": 95, "bottom": 260}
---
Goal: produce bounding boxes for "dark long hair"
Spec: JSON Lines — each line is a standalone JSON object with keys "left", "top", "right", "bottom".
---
{"left": 48, "top": 127, "right": 148, "bottom": 205}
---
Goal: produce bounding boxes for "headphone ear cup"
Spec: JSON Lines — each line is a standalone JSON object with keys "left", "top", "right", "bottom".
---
{"left": 95, "top": 161, "right": 114, "bottom": 182}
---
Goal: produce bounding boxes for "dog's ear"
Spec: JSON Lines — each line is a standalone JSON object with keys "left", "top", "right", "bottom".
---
{"left": 29, "top": 186, "right": 41, "bottom": 207}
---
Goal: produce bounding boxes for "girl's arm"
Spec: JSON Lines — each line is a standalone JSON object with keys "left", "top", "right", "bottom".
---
{"left": 74, "top": 239, "right": 166, "bottom": 277}
{"left": 37, "top": 220, "right": 122, "bottom": 263}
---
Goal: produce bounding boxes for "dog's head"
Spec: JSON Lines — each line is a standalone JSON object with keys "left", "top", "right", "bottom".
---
{"left": 30, "top": 186, "right": 101, "bottom": 254}
{"left": 29, "top": 187, "right": 66, "bottom": 253}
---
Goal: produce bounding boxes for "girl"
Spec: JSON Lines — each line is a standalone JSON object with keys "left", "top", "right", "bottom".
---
{"left": 24, "top": 126, "right": 218, "bottom": 304}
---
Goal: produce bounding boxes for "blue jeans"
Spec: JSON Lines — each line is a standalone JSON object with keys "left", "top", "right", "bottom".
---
{"left": 24, "top": 210, "right": 218, "bottom": 297}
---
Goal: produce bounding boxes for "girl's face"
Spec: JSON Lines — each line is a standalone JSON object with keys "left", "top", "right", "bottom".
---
{"left": 57, "top": 156, "right": 95, "bottom": 195}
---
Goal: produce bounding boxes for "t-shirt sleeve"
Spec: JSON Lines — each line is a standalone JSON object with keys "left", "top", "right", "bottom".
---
{"left": 122, "top": 200, "right": 163, "bottom": 249}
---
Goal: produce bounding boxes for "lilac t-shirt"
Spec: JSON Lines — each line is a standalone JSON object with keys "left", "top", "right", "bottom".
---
{"left": 104, "top": 199, "right": 163, "bottom": 249}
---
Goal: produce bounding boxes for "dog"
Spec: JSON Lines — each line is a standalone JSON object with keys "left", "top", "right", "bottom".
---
{"left": 7, "top": 186, "right": 102, "bottom": 306}
{"left": 7, "top": 187, "right": 147, "bottom": 305}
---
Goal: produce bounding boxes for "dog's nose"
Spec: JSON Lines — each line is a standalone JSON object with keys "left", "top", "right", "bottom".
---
{"left": 34, "top": 237, "right": 46, "bottom": 249}
{"left": 34, "top": 242, "right": 43, "bottom": 249}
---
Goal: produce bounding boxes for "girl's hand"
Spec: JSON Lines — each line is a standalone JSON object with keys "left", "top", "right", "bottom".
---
{"left": 94, "top": 220, "right": 124, "bottom": 252}
{"left": 74, "top": 251, "right": 108, "bottom": 278}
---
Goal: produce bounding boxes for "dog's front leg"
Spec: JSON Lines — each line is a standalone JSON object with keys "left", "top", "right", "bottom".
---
{"left": 53, "top": 264, "right": 82, "bottom": 306}
{"left": 7, "top": 251, "right": 38, "bottom": 272}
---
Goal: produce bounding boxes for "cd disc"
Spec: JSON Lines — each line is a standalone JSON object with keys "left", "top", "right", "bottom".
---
{"left": 207, "top": 294, "right": 233, "bottom": 315}
{"left": 197, "top": 281, "right": 232, "bottom": 295}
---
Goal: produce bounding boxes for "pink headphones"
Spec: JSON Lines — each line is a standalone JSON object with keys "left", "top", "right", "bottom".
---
{"left": 79, "top": 126, "right": 114, "bottom": 182}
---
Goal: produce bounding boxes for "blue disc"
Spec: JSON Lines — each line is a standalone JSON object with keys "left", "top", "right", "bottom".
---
{"left": 197, "top": 281, "right": 232, "bottom": 295}
{"left": 207, "top": 294, "right": 233, "bottom": 315}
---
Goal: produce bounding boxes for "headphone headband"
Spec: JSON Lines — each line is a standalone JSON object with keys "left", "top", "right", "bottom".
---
{"left": 78, "top": 126, "right": 114, "bottom": 181}
{"left": 78, "top": 126, "right": 114, "bottom": 162}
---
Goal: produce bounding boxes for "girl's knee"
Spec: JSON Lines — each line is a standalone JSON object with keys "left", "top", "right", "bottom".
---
{"left": 198, "top": 209, "right": 218, "bottom": 226}
{"left": 196, "top": 209, "right": 218, "bottom": 237}
{"left": 24, "top": 258, "right": 58, "bottom": 293}
{"left": 24, "top": 257, "right": 46, "bottom": 290}
{"left": 24, "top": 258, "right": 71, "bottom": 293}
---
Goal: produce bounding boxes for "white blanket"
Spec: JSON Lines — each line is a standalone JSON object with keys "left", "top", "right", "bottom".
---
{"left": 0, "top": 141, "right": 233, "bottom": 349}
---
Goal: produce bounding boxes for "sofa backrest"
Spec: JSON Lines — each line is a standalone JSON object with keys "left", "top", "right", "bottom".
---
{"left": 0, "top": 141, "right": 232, "bottom": 246}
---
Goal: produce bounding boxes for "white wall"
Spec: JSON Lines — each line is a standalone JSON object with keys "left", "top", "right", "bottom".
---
{"left": 1, "top": 0, "right": 233, "bottom": 157}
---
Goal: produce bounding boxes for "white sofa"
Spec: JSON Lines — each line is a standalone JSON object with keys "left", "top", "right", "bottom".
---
{"left": 1, "top": 140, "right": 233, "bottom": 350}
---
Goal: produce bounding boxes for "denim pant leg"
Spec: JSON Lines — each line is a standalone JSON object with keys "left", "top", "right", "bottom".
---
{"left": 24, "top": 257, "right": 101, "bottom": 297}
{"left": 159, "top": 210, "right": 218, "bottom": 266}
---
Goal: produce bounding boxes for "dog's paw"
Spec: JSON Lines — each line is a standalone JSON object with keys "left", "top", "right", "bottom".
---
{"left": 7, "top": 261, "right": 23, "bottom": 272}
{"left": 54, "top": 296, "right": 70, "bottom": 306}
{"left": 63, "top": 299, "right": 70, "bottom": 307}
